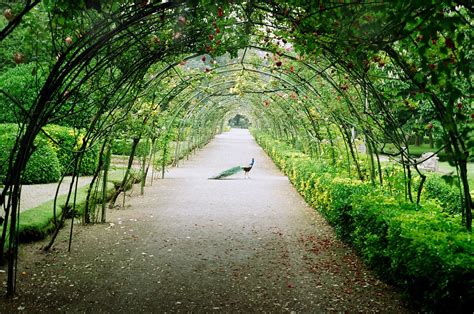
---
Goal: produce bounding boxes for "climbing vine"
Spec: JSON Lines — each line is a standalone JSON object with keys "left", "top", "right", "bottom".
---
{"left": 0, "top": 0, "right": 472, "bottom": 300}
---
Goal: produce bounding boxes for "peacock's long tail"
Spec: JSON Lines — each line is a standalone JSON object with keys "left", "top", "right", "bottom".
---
{"left": 209, "top": 166, "right": 242, "bottom": 179}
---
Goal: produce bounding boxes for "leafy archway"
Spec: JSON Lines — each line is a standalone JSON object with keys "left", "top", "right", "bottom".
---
{"left": 0, "top": 0, "right": 472, "bottom": 299}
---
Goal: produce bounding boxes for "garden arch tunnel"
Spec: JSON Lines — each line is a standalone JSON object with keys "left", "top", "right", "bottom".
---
{"left": 0, "top": 0, "right": 472, "bottom": 296}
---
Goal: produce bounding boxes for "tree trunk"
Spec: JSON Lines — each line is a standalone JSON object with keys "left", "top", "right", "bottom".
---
{"left": 101, "top": 141, "right": 111, "bottom": 223}
{"left": 83, "top": 139, "right": 108, "bottom": 224}
{"left": 428, "top": 129, "right": 434, "bottom": 149}
{"left": 44, "top": 158, "right": 80, "bottom": 251}
{"left": 161, "top": 139, "right": 168, "bottom": 179}
{"left": 415, "top": 135, "right": 421, "bottom": 146}
{"left": 365, "top": 134, "right": 376, "bottom": 186}
{"left": 140, "top": 138, "right": 149, "bottom": 196}
{"left": 342, "top": 126, "right": 364, "bottom": 181}
{"left": 325, "top": 125, "right": 336, "bottom": 166}
{"left": 458, "top": 158, "right": 473, "bottom": 230}
{"left": 372, "top": 141, "right": 383, "bottom": 185}
{"left": 109, "top": 137, "right": 140, "bottom": 208}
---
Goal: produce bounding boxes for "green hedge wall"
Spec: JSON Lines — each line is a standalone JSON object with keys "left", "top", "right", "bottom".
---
{"left": 43, "top": 125, "right": 98, "bottom": 175}
{"left": 254, "top": 131, "right": 473, "bottom": 311}
{"left": 0, "top": 124, "right": 98, "bottom": 184}
{"left": 0, "top": 128, "right": 61, "bottom": 184}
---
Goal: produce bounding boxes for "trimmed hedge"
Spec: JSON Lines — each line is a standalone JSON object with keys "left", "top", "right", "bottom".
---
{"left": 21, "top": 138, "right": 62, "bottom": 184}
{"left": 0, "top": 126, "right": 61, "bottom": 184}
{"left": 0, "top": 124, "right": 99, "bottom": 184}
{"left": 42, "top": 124, "right": 98, "bottom": 175}
{"left": 254, "top": 132, "right": 473, "bottom": 311}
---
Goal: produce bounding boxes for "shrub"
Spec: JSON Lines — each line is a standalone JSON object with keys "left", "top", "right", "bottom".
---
{"left": 21, "top": 138, "right": 62, "bottom": 184}
{"left": 42, "top": 125, "right": 98, "bottom": 175}
{"left": 42, "top": 124, "right": 78, "bottom": 174}
{"left": 78, "top": 142, "right": 99, "bottom": 175}
{"left": 0, "top": 123, "right": 98, "bottom": 184}
{"left": 253, "top": 130, "right": 474, "bottom": 311}
{"left": 421, "top": 174, "right": 463, "bottom": 214}
{"left": 111, "top": 138, "right": 154, "bottom": 157}
{"left": 0, "top": 64, "right": 42, "bottom": 124}
{"left": 0, "top": 125, "right": 61, "bottom": 184}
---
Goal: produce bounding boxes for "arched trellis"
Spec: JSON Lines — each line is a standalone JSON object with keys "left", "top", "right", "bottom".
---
{"left": 162, "top": 76, "right": 314, "bottom": 162}
{"left": 0, "top": 0, "right": 472, "bottom": 297}
{"left": 153, "top": 61, "right": 388, "bottom": 186}
{"left": 136, "top": 49, "right": 330, "bottom": 159}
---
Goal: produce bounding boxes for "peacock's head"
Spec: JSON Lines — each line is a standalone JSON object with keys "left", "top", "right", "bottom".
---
{"left": 251, "top": 158, "right": 255, "bottom": 164}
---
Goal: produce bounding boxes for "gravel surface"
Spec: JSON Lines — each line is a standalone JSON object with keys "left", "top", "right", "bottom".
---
{"left": 0, "top": 129, "right": 413, "bottom": 312}
{"left": 18, "top": 176, "right": 93, "bottom": 212}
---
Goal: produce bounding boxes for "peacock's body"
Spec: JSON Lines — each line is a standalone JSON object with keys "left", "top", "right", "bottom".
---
{"left": 209, "top": 158, "right": 255, "bottom": 180}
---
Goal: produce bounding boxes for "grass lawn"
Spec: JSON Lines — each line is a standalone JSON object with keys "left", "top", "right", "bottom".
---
{"left": 1, "top": 169, "right": 133, "bottom": 245}
{"left": 380, "top": 143, "right": 473, "bottom": 190}
{"left": 437, "top": 161, "right": 474, "bottom": 190}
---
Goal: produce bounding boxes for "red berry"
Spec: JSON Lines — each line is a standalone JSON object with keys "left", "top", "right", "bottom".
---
{"left": 201, "top": 56, "right": 206, "bottom": 62}
{"left": 275, "top": 61, "right": 282, "bottom": 67}
{"left": 13, "top": 52, "right": 24, "bottom": 64}
{"left": 3, "top": 8, "right": 14, "bottom": 21}
{"left": 378, "top": 61, "right": 385, "bottom": 68}
{"left": 445, "top": 37, "right": 455, "bottom": 49}
{"left": 428, "top": 63, "right": 436, "bottom": 70}
{"left": 290, "top": 66, "right": 294, "bottom": 72}
{"left": 471, "top": 113, "right": 474, "bottom": 119}
{"left": 216, "top": 40, "right": 221, "bottom": 46}
{"left": 457, "top": 102, "right": 462, "bottom": 110}
{"left": 63, "top": 90, "right": 71, "bottom": 100}
{"left": 204, "top": 68, "right": 210, "bottom": 73}
{"left": 208, "top": 34, "right": 214, "bottom": 41}
{"left": 215, "top": 27, "right": 220, "bottom": 34}
{"left": 217, "top": 7, "right": 223, "bottom": 17}
{"left": 150, "top": 35, "right": 160, "bottom": 45}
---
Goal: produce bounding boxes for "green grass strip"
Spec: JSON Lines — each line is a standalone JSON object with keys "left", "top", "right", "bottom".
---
{"left": 1, "top": 169, "right": 134, "bottom": 245}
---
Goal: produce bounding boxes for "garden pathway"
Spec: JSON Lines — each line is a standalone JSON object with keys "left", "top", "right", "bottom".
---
{"left": 19, "top": 176, "right": 93, "bottom": 212}
{"left": 0, "top": 129, "right": 412, "bottom": 312}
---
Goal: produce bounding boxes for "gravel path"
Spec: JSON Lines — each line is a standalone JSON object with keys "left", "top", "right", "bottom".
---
{"left": 0, "top": 129, "right": 412, "bottom": 312}
{"left": 19, "top": 176, "right": 93, "bottom": 212}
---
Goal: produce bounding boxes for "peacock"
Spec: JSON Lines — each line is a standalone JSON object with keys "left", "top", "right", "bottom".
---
{"left": 209, "top": 158, "right": 255, "bottom": 179}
